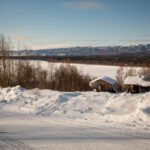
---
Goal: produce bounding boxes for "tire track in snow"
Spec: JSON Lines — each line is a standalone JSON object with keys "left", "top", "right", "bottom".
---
{"left": 0, "top": 133, "right": 35, "bottom": 150}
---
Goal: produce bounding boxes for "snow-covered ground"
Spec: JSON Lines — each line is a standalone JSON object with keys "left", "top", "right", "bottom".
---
{"left": 39, "top": 61, "right": 119, "bottom": 78}
{"left": 29, "top": 60, "right": 141, "bottom": 79}
{"left": 0, "top": 86, "right": 150, "bottom": 149}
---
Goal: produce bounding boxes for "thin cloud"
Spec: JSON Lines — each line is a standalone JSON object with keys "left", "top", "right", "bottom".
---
{"left": 122, "top": 38, "right": 150, "bottom": 44}
{"left": 63, "top": 0, "right": 104, "bottom": 10}
{"left": 32, "top": 43, "right": 74, "bottom": 50}
{"left": 32, "top": 44, "right": 72, "bottom": 50}
{"left": 31, "top": 40, "right": 102, "bottom": 50}
{"left": 10, "top": 33, "right": 48, "bottom": 41}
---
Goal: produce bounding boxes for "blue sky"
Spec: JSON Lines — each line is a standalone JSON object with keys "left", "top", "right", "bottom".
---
{"left": 0, "top": 0, "right": 150, "bottom": 49}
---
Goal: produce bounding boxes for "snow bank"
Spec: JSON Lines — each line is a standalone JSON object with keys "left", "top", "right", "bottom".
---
{"left": 0, "top": 86, "right": 150, "bottom": 129}
{"left": 0, "top": 86, "right": 24, "bottom": 103}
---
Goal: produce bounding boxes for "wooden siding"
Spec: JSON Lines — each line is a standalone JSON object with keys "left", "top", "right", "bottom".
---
{"left": 90, "top": 80, "right": 115, "bottom": 92}
{"left": 125, "top": 85, "right": 150, "bottom": 93}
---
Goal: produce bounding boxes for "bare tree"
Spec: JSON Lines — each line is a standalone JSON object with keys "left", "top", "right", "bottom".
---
{"left": 0, "top": 34, "right": 13, "bottom": 86}
{"left": 138, "top": 67, "right": 150, "bottom": 76}
{"left": 127, "top": 67, "right": 136, "bottom": 76}
{"left": 116, "top": 67, "right": 126, "bottom": 91}
{"left": 52, "top": 64, "right": 91, "bottom": 91}
{"left": 0, "top": 34, "right": 92, "bottom": 91}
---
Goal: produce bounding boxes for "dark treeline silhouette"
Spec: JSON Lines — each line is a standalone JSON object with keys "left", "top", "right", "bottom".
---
{"left": 6, "top": 53, "right": 150, "bottom": 67}
{"left": 6, "top": 52, "right": 150, "bottom": 67}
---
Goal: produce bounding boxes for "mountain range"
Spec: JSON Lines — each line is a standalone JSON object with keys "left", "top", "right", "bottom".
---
{"left": 11, "top": 44, "right": 150, "bottom": 56}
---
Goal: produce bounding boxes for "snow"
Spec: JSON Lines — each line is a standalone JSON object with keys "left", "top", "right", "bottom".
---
{"left": 0, "top": 86, "right": 150, "bottom": 149}
{"left": 12, "top": 60, "right": 142, "bottom": 79}
{"left": 140, "top": 76, "right": 150, "bottom": 87}
{"left": 0, "top": 86, "right": 150, "bottom": 128}
{"left": 124, "top": 76, "right": 139, "bottom": 85}
{"left": 124, "top": 76, "right": 150, "bottom": 87}
{"left": 0, "top": 61, "right": 148, "bottom": 149}
{"left": 1, "top": 111, "right": 150, "bottom": 150}
{"left": 28, "top": 60, "right": 123, "bottom": 79}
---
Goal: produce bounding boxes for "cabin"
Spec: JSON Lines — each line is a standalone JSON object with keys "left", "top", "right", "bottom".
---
{"left": 124, "top": 76, "right": 150, "bottom": 93}
{"left": 89, "top": 76, "right": 118, "bottom": 93}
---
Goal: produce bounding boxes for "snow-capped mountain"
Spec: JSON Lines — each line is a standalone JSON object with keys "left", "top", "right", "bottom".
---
{"left": 11, "top": 44, "right": 150, "bottom": 56}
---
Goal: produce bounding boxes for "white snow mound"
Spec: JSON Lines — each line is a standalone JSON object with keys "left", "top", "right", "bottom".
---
{"left": 0, "top": 86, "right": 150, "bottom": 127}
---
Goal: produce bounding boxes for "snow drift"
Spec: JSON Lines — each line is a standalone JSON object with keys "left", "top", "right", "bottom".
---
{"left": 0, "top": 86, "right": 150, "bottom": 129}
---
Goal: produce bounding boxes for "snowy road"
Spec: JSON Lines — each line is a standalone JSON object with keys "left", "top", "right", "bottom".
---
{"left": 0, "top": 111, "right": 150, "bottom": 150}
{"left": 0, "top": 136, "right": 34, "bottom": 150}
{"left": 0, "top": 86, "right": 150, "bottom": 149}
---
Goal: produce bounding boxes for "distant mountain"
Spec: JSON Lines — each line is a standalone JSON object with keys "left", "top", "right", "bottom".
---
{"left": 11, "top": 44, "right": 150, "bottom": 56}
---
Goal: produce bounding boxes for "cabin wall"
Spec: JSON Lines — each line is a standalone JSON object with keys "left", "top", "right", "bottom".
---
{"left": 91, "top": 80, "right": 114, "bottom": 92}
{"left": 125, "top": 85, "right": 138, "bottom": 93}
{"left": 125, "top": 85, "right": 150, "bottom": 93}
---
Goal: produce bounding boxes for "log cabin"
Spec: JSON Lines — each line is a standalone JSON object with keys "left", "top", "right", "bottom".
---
{"left": 124, "top": 76, "right": 150, "bottom": 93}
{"left": 89, "top": 76, "right": 118, "bottom": 93}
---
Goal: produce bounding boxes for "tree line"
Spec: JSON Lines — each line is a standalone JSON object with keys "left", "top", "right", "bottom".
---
{"left": 0, "top": 34, "right": 150, "bottom": 92}
{"left": 0, "top": 35, "right": 91, "bottom": 91}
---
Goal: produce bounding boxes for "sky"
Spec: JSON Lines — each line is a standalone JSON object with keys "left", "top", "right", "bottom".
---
{"left": 0, "top": 0, "right": 150, "bottom": 49}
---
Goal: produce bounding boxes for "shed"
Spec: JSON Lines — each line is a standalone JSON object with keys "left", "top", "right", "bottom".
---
{"left": 89, "top": 76, "right": 118, "bottom": 93}
{"left": 124, "top": 76, "right": 150, "bottom": 93}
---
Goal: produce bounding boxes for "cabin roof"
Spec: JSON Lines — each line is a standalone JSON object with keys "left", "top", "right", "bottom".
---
{"left": 124, "top": 76, "right": 150, "bottom": 87}
{"left": 89, "top": 76, "right": 116, "bottom": 86}
{"left": 124, "top": 76, "right": 139, "bottom": 85}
